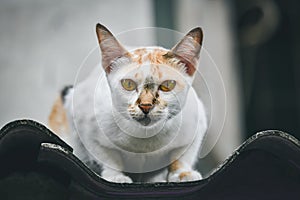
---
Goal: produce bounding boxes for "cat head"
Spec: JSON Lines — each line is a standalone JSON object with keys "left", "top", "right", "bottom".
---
{"left": 96, "top": 24, "right": 203, "bottom": 127}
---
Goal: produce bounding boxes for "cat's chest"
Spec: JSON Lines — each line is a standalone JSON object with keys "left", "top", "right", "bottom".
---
{"left": 107, "top": 126, "right": 177, "bottom": 153}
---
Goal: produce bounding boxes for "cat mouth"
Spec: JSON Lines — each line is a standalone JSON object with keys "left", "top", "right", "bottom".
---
{"left": 136, "top": 115, "right": 151, "bottom": 126}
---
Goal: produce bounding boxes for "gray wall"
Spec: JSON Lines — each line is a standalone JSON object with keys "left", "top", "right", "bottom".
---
{"left": 176, "top": 0, "right": 243, "bottom": 162}
{"left": 0, "top": 0, "right": 154, "bottom": 125}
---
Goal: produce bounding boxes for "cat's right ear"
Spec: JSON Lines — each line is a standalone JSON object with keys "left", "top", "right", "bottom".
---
{"left": 96, "top": 24, "right": 129, "bottom": 73}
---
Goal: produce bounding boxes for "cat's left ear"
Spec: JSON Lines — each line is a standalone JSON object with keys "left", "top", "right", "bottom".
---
{"left": 96, "top": 24, "right": 129, "bottom": 73}
{"left": 168, "top": 27, "right": 203, "bottom": 76}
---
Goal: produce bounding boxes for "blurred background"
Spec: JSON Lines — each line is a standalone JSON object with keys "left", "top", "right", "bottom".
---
{"left": 0, "top": 0, "right": 299, "bottom": 176}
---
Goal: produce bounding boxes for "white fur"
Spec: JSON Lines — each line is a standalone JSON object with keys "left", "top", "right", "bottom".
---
{"left": 62, "top": 48, "right": 207, "bottom": 183}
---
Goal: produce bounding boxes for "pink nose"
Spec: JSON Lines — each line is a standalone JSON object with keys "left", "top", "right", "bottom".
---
{"left": 138, "top": 103, "right": 153, "bottom": 114}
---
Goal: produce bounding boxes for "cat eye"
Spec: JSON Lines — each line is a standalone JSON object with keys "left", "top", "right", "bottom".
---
{"left": 121, "top": 79, "right": 137, "bottom": 91}
{"left": 159, "top": 80, "right": 176, "bottom": 92}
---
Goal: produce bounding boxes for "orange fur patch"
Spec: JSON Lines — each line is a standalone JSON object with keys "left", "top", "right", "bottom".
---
{"left": 132, "top": 48, "right": 147, "bottom": 64}
{"left": 130, "top": 48, "right": 195, "bottom": 77}
{"left": 158, "top": 70, "right": 163, "bottom": 79}
{"left": 48, "top": 96, "right": 69, "bottom": 135}
{"left": 130, "top": 48, "right": 169, "bottom": 66}
{"left": 138, "top": 90, "right": 155, "bottom": 105}
{"left": 169, "top": 160, "right": 183, "bottom": 172}
{"left": 148, "top": 49, "right": 169, "bottom": 65}
{"left": 179, "top": 171, "right": 192, "bottom": 180}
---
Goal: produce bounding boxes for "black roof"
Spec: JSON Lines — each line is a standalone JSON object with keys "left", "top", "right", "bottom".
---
{"left": 0, "top": 120, "right": 299, "bottom": 199}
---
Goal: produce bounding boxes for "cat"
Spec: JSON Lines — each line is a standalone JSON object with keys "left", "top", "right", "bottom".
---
{"left": 48, "top": 23, "right": 207, "bottom": 183}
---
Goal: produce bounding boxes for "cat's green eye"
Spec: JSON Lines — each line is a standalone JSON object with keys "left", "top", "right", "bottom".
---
{"left": 159, "top": 80, "right": 176, "bottom": 92}
{"left": 121, "top": 79, "right": 137, "bottom": 91}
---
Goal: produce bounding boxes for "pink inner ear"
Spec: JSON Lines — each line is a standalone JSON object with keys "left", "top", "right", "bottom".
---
{"left": 170, "top": 35, "right": 202, "bottom": 77}
{"left": 96, "top": 24, "right": 129, "bottom": 74}
{"left": 99, "top": 37, "right": 129, "bottom": 73}
{"left": 176, "top": 54, "right": 196, "bottom": 76}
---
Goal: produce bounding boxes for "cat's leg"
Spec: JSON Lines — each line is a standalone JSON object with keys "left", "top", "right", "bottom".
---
{"left": 167, "top": 142, "right": 202, "bottom": 182}
{"left": 101, "top": 167, "right": 132, "bottom": 183}
{"left": 69, "top": 136, "right": 132, "bottom": 183}
{"left": 99, "top": 148, "right": 133, "bottom": 183}
{"left": 167, "top": 160, "right": 202, "bottom": 182}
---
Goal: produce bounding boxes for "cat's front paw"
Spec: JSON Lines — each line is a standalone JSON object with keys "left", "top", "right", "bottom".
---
{"left": 168, "top": 170, "right": 202, "bottom": 182}
{"left": 103, "top": 174, "right": 133, "bottom": 183}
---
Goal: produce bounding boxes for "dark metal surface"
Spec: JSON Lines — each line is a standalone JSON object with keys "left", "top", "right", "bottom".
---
{"left": 0, "top": 120, "right": 299, "bottom": 199}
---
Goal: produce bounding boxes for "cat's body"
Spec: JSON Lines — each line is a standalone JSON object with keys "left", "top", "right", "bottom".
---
{"left": 49, "top": 24, "right": 207, "bottom": 183}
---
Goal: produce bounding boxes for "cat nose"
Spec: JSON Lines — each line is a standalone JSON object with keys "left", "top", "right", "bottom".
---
{"left": 138, "top": 103, "right": 153, "bottom": 114}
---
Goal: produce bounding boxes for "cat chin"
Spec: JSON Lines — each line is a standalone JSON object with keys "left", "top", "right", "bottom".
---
{"left": 136, "top": 116, "right": 152, "bottom": 126}
{"left": 133, "top": 116, "right": 163, "bottom": 127}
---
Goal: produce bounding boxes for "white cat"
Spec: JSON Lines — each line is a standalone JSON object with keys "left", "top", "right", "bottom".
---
{"left": 49, "top": 24, "right": 207, "bottom": 183}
